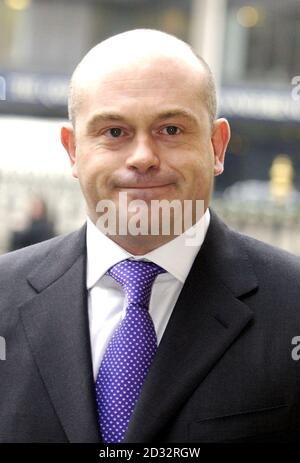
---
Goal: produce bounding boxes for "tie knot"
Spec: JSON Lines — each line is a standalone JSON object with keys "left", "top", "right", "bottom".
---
{"left": 107, "top": 259, "right": 166, "bottom": 308}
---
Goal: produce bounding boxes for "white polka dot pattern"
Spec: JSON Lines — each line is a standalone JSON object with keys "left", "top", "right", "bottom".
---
{"left": 95, "top": 259, "right": 166, "bottom": 443}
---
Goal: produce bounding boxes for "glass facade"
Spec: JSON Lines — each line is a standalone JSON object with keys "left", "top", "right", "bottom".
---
{"left": 0, "top": 0, "right": 192, "bottom": 74}
{"left": 217, "top": 0, "right": 300, "bottom": 194}
{"left": 223, "top": 0, "right": 300, "bottom": 86}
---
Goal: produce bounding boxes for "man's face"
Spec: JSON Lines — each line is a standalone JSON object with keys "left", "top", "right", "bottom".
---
{"left": 62, "top": 56, "right": 229, "bottom": 242}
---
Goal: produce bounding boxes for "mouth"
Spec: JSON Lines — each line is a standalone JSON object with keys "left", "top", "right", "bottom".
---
{"left": 119, "top": 182, "right": 174, "bottom": 190}
{"left": 119, "top": 183, "right": 174, "bottom": 189}
{"left": 116, "top": 183, "right": 176, "bottom": 200}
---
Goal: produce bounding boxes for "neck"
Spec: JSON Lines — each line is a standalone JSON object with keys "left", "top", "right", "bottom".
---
{"left": 88, "top": 204, "right": 208, "bottom": 255}
{"left": 105, "top": 233, "right": 177, "bottom": 255}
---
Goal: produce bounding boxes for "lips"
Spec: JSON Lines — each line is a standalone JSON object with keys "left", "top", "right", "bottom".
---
{"left": 116, "top": 183, "right": 175, "bottom": 201}
{"left": 120, "top": 183, "right": 173, "bottom": 189}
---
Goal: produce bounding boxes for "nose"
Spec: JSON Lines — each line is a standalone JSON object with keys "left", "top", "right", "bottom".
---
{"left": 126, "top": 135, "right": 160, "bottom": 174}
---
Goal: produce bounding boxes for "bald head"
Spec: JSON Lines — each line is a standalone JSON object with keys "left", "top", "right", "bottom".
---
{"left": 68, "top": 29, "right": 217, "bottom": 128}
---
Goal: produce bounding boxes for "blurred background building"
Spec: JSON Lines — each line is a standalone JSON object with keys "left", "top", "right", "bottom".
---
{"left": 0, "top": 0, "right": 300, "bottom": 252}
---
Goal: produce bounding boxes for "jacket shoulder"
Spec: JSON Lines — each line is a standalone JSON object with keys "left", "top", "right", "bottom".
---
{"left": 0, "top": 225, "right": 86, "bottom": 286}
{"left": 204, "top": 211, "right": 300, "bottom": 295}
{"left": 234, "top": 228, "right": 300, "bottom": 275}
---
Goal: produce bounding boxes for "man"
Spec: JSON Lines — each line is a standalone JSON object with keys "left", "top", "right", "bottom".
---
{"left": 0, "top": 29, "right": 300, "bottom": 443}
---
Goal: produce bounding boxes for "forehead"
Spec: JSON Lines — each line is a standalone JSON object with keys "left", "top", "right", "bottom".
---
{"left": 76, "top": 56, "right": 207, "bottom": 122}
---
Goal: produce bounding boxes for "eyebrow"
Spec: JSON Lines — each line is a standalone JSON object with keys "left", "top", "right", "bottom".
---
{"left": 86, "top": 113, "right": 127, "bottom": 134}
{"left": 155, "top": 109, "right": 199, "bottom": 125}
{"left": 86, "top": 108, "right": 199, "bottom": 134}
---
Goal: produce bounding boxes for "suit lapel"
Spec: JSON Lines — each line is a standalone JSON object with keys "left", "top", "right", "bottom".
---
{"left": 19, "top": 226, "right": 100, "bottom": 443}
{"left": 125, "top": 211, "right": 258, "bottom": 442}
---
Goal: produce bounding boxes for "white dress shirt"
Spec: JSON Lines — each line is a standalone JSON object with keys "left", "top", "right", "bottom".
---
{"left": 87, "top": 209, "right": 210, "bottom": 380}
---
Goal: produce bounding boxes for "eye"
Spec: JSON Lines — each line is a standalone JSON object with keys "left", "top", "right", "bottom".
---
{"left": 105, "top": 127, "right": 124, "bottom": 138}
{"left": 160, "top": 125, "right": 181, "bottom": 136}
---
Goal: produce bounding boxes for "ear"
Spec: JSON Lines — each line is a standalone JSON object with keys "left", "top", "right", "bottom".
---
{"left": 211, "top": 118, "right": 231, "bottom": 176}
{"left": 61, "top": 124, "right": 78, "bottom": 178}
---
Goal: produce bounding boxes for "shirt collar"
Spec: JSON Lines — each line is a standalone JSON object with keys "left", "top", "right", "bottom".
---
{"left": 86, "top": 208, "right": 210, "bottom": 289}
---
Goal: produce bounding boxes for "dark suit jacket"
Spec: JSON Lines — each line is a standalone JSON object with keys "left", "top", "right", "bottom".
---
{"left": 1, "top": 210, "right": 300, "bottom": 443}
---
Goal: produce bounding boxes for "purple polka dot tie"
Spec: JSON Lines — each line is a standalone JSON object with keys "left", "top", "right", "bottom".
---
{"left": 95, "top": 259, "right": 166, "bottom": 443}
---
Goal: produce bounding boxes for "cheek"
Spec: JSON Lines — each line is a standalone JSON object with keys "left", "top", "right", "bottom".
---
{"left": 178, "top": 151, "right": 215, "bottom": 200}
{"left": 75, "top": 149, "right": 122, "bottom": 200}
{"left": 180, "top": 149, "right": 214, "bottom": 182}
{"left": 76, "top": 147, "right": 107, "bottom": 179}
